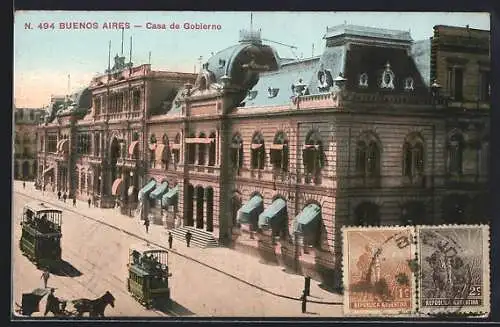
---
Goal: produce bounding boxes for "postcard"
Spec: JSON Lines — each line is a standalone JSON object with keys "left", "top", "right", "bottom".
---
{"left": 12, "top": 11, "right": 490, "bottom": 319}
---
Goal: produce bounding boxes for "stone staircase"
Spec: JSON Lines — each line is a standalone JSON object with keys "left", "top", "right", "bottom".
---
{"left": 167, "top": 226, "right": 219, "bottom": 248}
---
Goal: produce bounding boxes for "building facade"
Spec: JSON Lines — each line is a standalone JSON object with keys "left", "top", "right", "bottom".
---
{"left": 36, "top": 54, "right": 196, "bottom": 209}
{"left": 14, "top": 107, "right": 46, "bottom": 180}
{"left": 35, "top": 24, "right": 490, "bottom": 286}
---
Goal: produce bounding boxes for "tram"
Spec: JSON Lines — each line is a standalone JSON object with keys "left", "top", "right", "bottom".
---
{"left": 127, "top": 243, "right": 171, "bottom": 308}
{"left": 19, "top": 202, "right": 62, "bottom": 268}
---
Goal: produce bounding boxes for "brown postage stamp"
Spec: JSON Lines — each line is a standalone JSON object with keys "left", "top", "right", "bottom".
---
{"left": 342, "top": 226, "right": 416, "bottom": 316}
{"left": 416, "top": 225, "right": 490, "bottom": 316}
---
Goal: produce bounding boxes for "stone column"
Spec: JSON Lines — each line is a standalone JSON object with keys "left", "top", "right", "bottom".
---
{"left": 203, "top": 194, "right": 208, "bottom": 230}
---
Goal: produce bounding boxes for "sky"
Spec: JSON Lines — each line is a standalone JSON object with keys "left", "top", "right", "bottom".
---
{"left": 13, "top": 11, "right": 490, "bottom": 108}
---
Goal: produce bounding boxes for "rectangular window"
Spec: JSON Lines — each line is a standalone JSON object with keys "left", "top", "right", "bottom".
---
{"left": 77, "top": 133, "right": 91, "bottom": 155}
{"left": 133, "top": 90, "right": 141, "bottom": 111}
{"left": 447, "top": 67, "right": 464, "bottom": 101}
{"left": 479, "top": 70, "right": 490, "bottom": 102}
{"left": 454, "top": 68, "right": 463, "bottom": 100}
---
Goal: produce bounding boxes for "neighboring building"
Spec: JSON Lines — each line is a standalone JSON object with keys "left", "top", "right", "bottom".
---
{"left": 14, "top": 106, "right": 45, "bottom": 180}
{"left": 35, "top": 24, "right": 490, "bottom": 286}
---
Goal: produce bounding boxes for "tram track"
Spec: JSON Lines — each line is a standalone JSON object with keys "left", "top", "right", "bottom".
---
{"left": 14, "top": 190, "right": 343, "bottom": 307}
{"left": 13, "top": 193, "right": 174, "bottom": 317}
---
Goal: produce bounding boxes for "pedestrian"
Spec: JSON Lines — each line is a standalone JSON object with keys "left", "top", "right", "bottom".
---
{"left": 185, "top": 230, "right": 192, "bottom": 247}
{"left": 57, "top": 190, "right": 61, "bottom": 200}
{"left": 72, "top": 197, "right": 76, "bottom": 207}
{"left": 144, "top": 217, "right": 150, "bottom": 233}
{"left": 168, "top": 232, "right": 173, "bottom": 249}
{"left": 23, "top": 181, "right": 26, "bottom": 189}
{"left": 88, "top": 198, "right": 91, "bottom": 208}
{"left": 41, "top": 268, "right": 50, "bottom": 288}
{"left": 301, "top": 290, "right": 307, "bottom": 313}
{"left": 63, "top": 193, "right": 67, "bottom": 202}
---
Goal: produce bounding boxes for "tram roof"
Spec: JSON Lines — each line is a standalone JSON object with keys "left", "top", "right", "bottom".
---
{"left": 129, "top": 243, "right": 167, "bottom": 255}
{"left": 24, "top": 202, "right": 62, "bottom": 214}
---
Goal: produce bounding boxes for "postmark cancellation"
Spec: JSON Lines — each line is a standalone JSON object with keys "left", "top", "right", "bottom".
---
{"left": 342, "top": 226, "right": 416, "bottom": 316}
{"left": 416, "top": 225, "right": 490, "bottom": 316}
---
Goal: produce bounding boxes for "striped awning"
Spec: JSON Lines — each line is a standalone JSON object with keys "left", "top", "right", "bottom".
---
{"left": 237, "top": 195, "right": 264, "bottom": 229}
{"left": 258, "top": 198, "right": 287, "bottom": 230}
{"left": 42, "top": 166, "right": 54, "bottom": 175}
{"left": 138, "top": 179, "right": 156, "bottom": 201}
{"left": 293, "top": 203, "right": 321, "bottom": 234}
{"left": 128, "top": 141, "right": 139, "bottom": 156}
{"left": 251, "top": 143, "right": 263, "bottom": 150}
{"left": 269, "top": 143, "right": 287, "bottom": 150}
{"left": 150, "top": 181, "right": 169, "bottom": 200}
{"left": 111, "top": 178, "right": 123, "bottom": 196}
{"left": 162, "top": 185, "right": 179, "bottom": 207}
{"left": 185, "top": 138, "right": 215, "bottom": 144}
{"left": 57, "top": 139, "right": 69, "bottom": 153}
{"left": 56, "top": 139, "right": 64, "bottom": 152}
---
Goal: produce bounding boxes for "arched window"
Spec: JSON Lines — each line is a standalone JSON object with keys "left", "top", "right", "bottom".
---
{"left": 442, "top": 194, "right": 469, "bottom": 224}
{"left": 270, "top": 131, "right": 288, "bottom": 171}
{"left": 400, "top": 201, "right": 428, "bottom": 225}
{"left": 198, "top": 132, "right": 207, "bottom": 165}
{"left": 149, "top": 134, "right": 157, "bottom": 168}
{"left": 355, "top": 132, "right": 381, "bottom": 177}
{"left": 403, "top": 133, "right": 425, "bottom": 179}
{"left": 354, "top": 202, "right": 381, "bottom": 226}
{"left": 208, "top": 131, "right": 216, "bottom": 166}
{"left": 173, "top": 133, "right": 181, "bottom": 165}
{"left": 251, "top": 132, "right": 265, "bottom": 170}
{"left": 303, "top": 130, "right": 324, "bottom": 175}
{"left": 230, "top": 134, "right": 243, "bottom": 169}
{"left": 480, "top": 136, "right": 489, "bottom": 176}
{"left": 448, "top": 132, "right": 464, "bottom": 175}
{"left": 186, "top": 132, "right": 196, "bottom": 164}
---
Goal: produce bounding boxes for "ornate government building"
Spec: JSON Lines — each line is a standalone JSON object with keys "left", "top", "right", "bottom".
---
{"left": 36, "top": 24, "right": 490, "bottom": 285}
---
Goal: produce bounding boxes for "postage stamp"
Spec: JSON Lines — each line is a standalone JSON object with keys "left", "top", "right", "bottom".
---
{"left": 342, "top": 226, "right": 416, "bottom": 316}
{"left": 416, "top": 225, "right": 490, "bottom": 316}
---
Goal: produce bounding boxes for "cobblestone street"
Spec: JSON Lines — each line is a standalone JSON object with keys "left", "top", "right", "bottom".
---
{"left": 12, "top": 181, "right": 343, "bottom": 317}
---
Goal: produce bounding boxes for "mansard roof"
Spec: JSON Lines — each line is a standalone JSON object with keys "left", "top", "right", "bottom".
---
{"left": 205, "top": 39, "right": 280, "bottom": 90}
{"left": 244, "top": 45, "right": 347, "bottom": 107}
{"left": 411, "top": 39, "right": 432, "bottom": 87}
{"left": 324, "top": 24, "right": 413, "bottom": 43}
{"left": 343, "top": 43, "right": 428, "bottom": 94}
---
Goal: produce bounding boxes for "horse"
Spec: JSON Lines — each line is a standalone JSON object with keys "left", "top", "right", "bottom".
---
{"left": 71, "top": 291, "right": 115, "bottom": 317}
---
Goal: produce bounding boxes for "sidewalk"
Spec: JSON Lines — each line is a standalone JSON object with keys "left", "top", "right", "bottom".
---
{"left": 14, "top": 181, "right": 343, "bottom": 307}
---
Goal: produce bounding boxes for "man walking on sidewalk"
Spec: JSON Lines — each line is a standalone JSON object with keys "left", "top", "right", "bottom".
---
{"left": 62, "top": 193, "right": 67, "bottom": 203}
{"left": 168, "top": 232, "right": 173, "bottom": 249}
{"left": 144, "top": 217, "right": 150, "bottom": 233}
{"left": 57, "top": 191, "right": 61, "bottom": 200}
{"left": 41, "top": 268, "right": 50, "bottom": 289}
{"left": 23, "top": 181, "right": 26, "bottom": 189}
{"left": 185, "top": 230, "right": 192, "bottom": 247}
{"left": 88, "top": 198, "right": 91, "bottom": 208}
{"left": 72, "top": 197, "right": 77, "bottom": 207}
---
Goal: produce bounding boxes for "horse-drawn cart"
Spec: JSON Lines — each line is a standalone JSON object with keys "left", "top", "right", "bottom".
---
{"left": 15, "top": 288, "right": 115, "bottom": 318}
{"left": 15, "top": 288, "right": 50, "bottom": 316}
